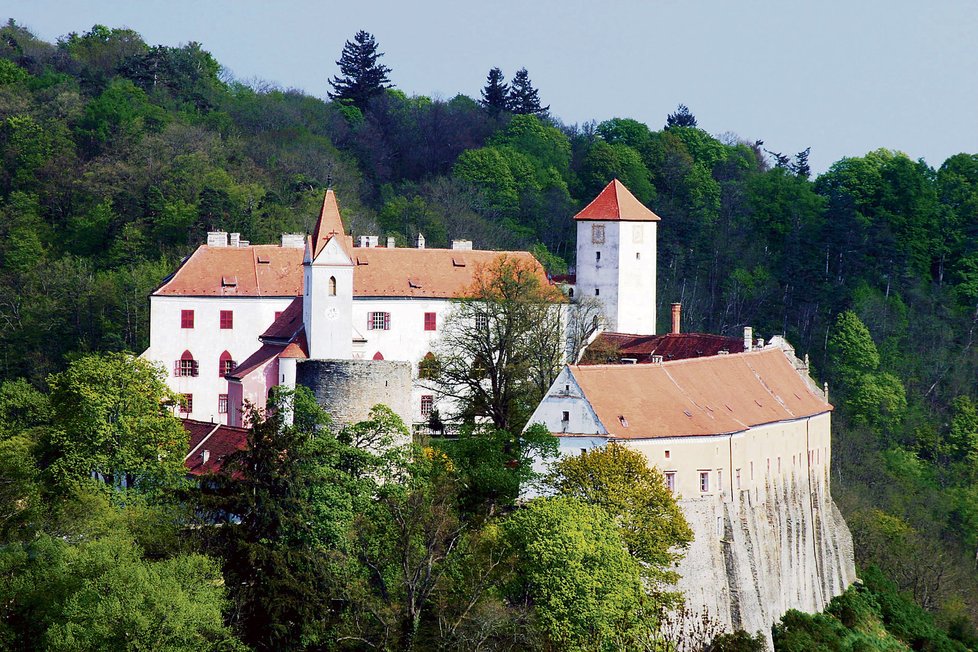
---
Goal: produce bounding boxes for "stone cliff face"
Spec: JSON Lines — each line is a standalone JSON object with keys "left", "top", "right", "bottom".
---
{"left": 673, "top": 465, "right": 855, "bottom": 649}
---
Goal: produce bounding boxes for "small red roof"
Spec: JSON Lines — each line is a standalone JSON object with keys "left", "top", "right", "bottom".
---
{"left": 262, "top": 297, "right": 304, "bottom": 340}
{"left": 574, "top": 179, "right": 660, "bottom": 222}
{"left": 582, "top": 332, "right": 744, "bottom": 364}
{"left": 227, "top": 343, "right": 281, "bottom": 379}
{"left": 182, "top": 419, "right": 248, "bottom": 475}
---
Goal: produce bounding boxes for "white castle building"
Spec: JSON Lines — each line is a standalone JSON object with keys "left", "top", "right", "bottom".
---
{"left": 144, "top": 188, "right": 550, "bottom": 426}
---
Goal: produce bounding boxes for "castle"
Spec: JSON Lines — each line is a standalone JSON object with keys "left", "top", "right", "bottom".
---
{"left": 147, "top": 179, "right": 854, "bottom": 644}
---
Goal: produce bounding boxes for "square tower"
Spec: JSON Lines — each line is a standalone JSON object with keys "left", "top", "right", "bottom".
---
{"left": 574, "top": 179, "right": 660, "bottom": 335}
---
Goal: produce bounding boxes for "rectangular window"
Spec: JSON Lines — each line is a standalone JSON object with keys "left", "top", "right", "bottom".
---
{"left": 664, "top": 450, "right": 671, "bottom": 459}
{"left": 218, "top": 394, "right": 228, "bottom": 414}
{"left": 420, "top": 394, "right": 433, "bottom": 417}
{"left": 718, "top": 469, "right": 723, "bottom": 492}
{"left": 220, "top": 310, "right": 233, "bottom": 329}
{"left": 180, "top": 394, "right": 193, "bottom": 414}
{"left": 561, "top": 411, "right": 569, "bottom": 422}
{"left": 699, "top": 471, "right": 710, "bottom": 493}
{"left": 736, "top": 468, "right": 742, "bottom": 489}
{"left": 424, "top": 312, "right": 436, "bottom": 331}
{"left": 368, "top": 312, "right": 390, "bottom": 330}
{"left": 665, "top": 471, "right": 676, "bottom": 493}
{"left": 475, "top": 313, "right": 489, "bottom": 330}
{"left": 222, "top": 359, "right": 235, "bottom": 376}
{"left": 592, "top": 224, "right": 605, "bottom": 244}
{"left": 181, "top": 310, "right": 194, "bottom": 329}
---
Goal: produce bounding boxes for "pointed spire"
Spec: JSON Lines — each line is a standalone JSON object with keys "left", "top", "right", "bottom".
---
{"left": 574, "top": 179, "right": 661, "bottom": 222}
{"left": 310, "top": 189, "right": 352, "bottom": 258}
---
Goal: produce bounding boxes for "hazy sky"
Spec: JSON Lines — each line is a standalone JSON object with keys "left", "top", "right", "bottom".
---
{"left": 7, "top": 1, "right": 978, "bottom": 174}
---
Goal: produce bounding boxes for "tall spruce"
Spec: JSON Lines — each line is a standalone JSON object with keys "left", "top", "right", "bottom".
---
{"left": 327, "top": 30, "right": 392, "bottom": 110}
{"left": 480, "top": 67, "right": 509, "bottom": 114}
{"left": 665, "top": 103, "right": 697, "bottom": 128}
{"left": 506, "top": 67, "right": 548, "bottom": 115}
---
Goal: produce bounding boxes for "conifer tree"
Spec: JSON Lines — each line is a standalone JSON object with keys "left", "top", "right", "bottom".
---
{"left": 506, "top": 67, "right": 548, "bottom": 115}
{"left": 480, "top": 67, "right": 509, "bottom": 114}
{"left": 665, "top": 103, "right": 698, "bottom": 128}
{"left": 328, "top": 30, "right": 392, "bottom": 110}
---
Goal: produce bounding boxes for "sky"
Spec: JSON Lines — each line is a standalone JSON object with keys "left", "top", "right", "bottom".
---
{"left": 6, "top": 0, "right": 978, "bottom": 174}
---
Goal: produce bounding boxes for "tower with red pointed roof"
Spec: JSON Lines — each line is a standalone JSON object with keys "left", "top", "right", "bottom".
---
{"left": 303, "top": 189, "right": 354, "bottom": 359}
{"left": 574, "top": 179, "right": 660, "bottom": 334}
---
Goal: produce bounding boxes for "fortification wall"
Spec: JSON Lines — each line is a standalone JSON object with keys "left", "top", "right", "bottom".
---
{"left": 296, "top": 359, "right": 413, "bottom": 434}
{"left": 673, "top": 464, "right": 855, "bottom": 649}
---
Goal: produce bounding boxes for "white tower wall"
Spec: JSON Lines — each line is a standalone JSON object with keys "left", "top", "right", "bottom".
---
{"left": 303, "top": 238, "right": 353, "bottom": 359}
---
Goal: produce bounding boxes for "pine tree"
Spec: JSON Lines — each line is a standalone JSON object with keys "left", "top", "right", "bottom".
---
{"left": 327, "top": 30, "right": 392, "bottom": 110}
{"left": 506, "top": 67, "right": 548, "bottom": 115}
{"left": 480, "top": 67, "right": 509, "bottom": 114}
{"left": 665, "top": 103, "right": 698, "bottom": 129}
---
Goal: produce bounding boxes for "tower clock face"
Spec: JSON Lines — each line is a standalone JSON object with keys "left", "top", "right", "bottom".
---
{"left": 326, "top": 307, "right": 339, "bottom": 321}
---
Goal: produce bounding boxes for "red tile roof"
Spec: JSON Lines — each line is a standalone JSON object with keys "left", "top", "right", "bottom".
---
{"left": 182, "top": 419, "right": 248, "bottom": 475}
{"left": 582, "top": 332, "right": 744, "bottom": 364}
{"left": 574, "top": 179, "right": 661, "bottom": 222}
{"left": 262, "top": 297, "right": 304, "bottom": 340}
{"left": 350, "top": 248, "right": 545, "bottom": 298}
{"left": 567, "top": 347, "right": 830, "bottom": 440}
{"left": 154, "top": 245, "right": 304, "bottom": 297}
{"left": 227, "top": 343, "right": 281, "bottom": 379}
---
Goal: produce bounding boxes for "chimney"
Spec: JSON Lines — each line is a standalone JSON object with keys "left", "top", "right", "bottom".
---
{"left": 207, "top": 231, "right": 228, "bottom": 247}
{"left": 743, "top": 326, "right": 753, "bottom": 352}
{"left": 670, "top": 303, "right": 681, "bottom": 334}
{"left": 201, "top": 449, "right": 210, "bottom": 464}
{"left": 281, "top": 233, "right": 305, "bottom": 248}
{"left": 229, "top": 232, "right": 240, "bottom": 247}
{"left": 417, "top": 232, "right": 425, "bottom": 249}
{"left": 386, "top": 236, "right": 396, "bottom": 248}
{"left": 358, "top": 235, "right": 379, "bottom": 248}
{"left": 756, "top": 338, "right": 765, "bottom": 348}
{"left": 451, "top": 239, "right": 473, "bottom": 250}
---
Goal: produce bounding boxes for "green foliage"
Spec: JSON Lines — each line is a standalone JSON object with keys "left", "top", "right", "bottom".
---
{"left": 552, "top": 443, "right": 692, "bottom": 580}
{"left": 327, "top": 30, "right": 393, "bottom": 110}
{"left": 828, "top": 311, "right": 881, "bottom": 389}
{"left": 0, "top": 532, "right": 241, "bottom": 651}
{"left": 44, "top": 353, "right": 187, "bottom": 496}
{"left": 0, "top": 58, "right": 29, "bottom": 85}
{"left": 502, "top": 496, "right": 647, "bottom": 651}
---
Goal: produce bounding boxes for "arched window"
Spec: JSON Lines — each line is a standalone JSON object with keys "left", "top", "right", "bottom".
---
{"left": 329, "top": 276, "right": 337, "bottom": 296}
{"left": 418, "top": 352, "right": 440, "bottom": 379}
{"left": 175, "top": 350, "right": 199, "bottom": 377}
{"left": 219, "top": 350, "right": 235, "bottom": 377}
{"left": 372, "top": 351, "right": 384, "bottom": 360}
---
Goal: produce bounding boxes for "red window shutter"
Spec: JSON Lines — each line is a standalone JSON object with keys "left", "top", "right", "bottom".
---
{"left": 181, "top": 310, "right": 194, "bottom": 328}
{"left": 384, "top": 312, "right": 390, "bottom": 330}
{"left": 192, "top": 360, "right": 199, "bottom": 377}
{"left": 173, "top": 361, "right": 180, "bottom": 376}
{"left": 424, "top": 312, "right": 436, "bottom": 331}
{"left": 220, "top": 310, "right": 233, "bottom": 329}
{"left": 367, "top": 313, "right": 374, "bottom": 330}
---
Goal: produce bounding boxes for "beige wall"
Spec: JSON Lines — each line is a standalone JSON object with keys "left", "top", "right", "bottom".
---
{"left": 625, "top": 411, "right": 833, "bottom": 501}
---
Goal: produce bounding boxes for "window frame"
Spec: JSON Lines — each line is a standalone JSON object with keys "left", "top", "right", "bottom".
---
{"left": 699, "top": 470, "right": 710, "bottom": 493}
{"left": 218, "top": 394, "right": 228, "bottom": 414}
{"left": 420, "top": 394, "right": 434, "bottom": 417}
{"left": 180, "top": 393, "right": 193, "bottom": 414}
{"left": 368, "top": 311, "right": 390, "bottom": 330}
{"left": 423, "top": 312, "right": 436, "bottom": 331}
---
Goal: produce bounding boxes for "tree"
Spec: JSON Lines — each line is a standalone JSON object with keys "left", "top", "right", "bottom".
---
{"left": 827, "top": 310, "right": 880, "bottom": 391}
{"left": 328, "top": 30, "right": 393, "bottom": 110}
{"left": 44, "top": 353, "right": 188, "bottom": 496}
{"left": 552, "top": 443, "right": 693, "bottom": 586}
{"left": 665, "top": 103, "right": 697, "bottom": 128}
{"left": 502, "top": 496, "right": 648, "bottom": 650}
{"left": 480, "top": 67, "right": 509, "bottom": 115}
{"left": 427, "top": 255, "right": 565, "bottom": 433}
{"left": 506, "top": 68, "right": 548, "bottom": 116}
{"left": 195, "top": 388, "right": 339, "bottom": 650}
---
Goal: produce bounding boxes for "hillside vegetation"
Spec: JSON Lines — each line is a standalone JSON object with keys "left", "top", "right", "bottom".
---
{"left": 2, "top": 19, "right": 978, "bottom": 649}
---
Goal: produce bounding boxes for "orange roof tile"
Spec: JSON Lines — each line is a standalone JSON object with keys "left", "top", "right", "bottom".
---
{"left": 350, "top": 248, "right": 546, "bottom": 298}
{"left": 574, "top": 179, "right": 661, "bottom": 221}
{"left": 567, "top": 347, "right": 830, "bottom": 439}
{"left": 154, "top": 245, "right": 304, "bottom": 297}
{"left": 582, "top": 332, "right": 744, "bottom": 364}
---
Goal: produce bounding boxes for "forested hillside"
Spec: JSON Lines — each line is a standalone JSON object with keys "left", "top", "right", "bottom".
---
{"left": 3, "top": 18, "right": 978, "bottom": 648}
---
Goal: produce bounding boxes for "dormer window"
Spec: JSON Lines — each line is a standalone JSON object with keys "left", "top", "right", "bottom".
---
{"left": 221, "top": 276, "right": 237, "bottom": 287}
